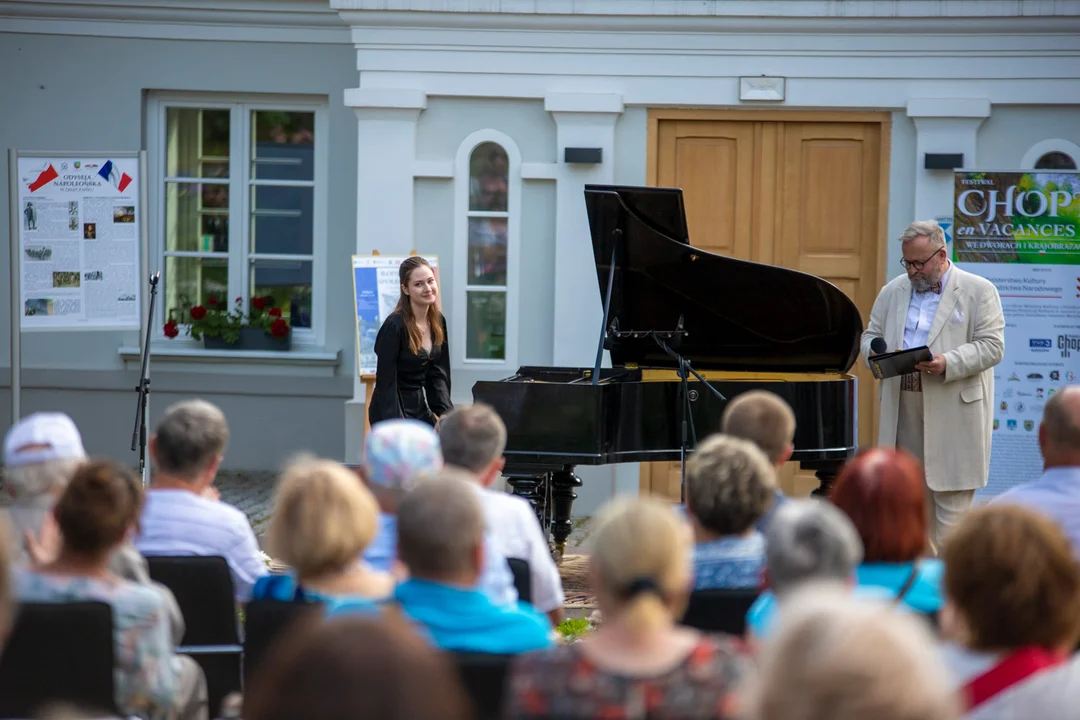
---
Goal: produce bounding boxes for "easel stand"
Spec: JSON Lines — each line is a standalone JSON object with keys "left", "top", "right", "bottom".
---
{"left": 131, "top": 272, "right": 159, "bottom": 486}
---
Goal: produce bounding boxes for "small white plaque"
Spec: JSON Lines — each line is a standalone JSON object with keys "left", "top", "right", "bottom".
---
{"left": 740, "top": 77, "right": 786, "bottom": 102}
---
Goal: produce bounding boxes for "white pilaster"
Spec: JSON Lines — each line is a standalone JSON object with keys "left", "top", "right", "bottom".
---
{"left": 546, "top": 93, "right": 624, "bottom": 368}
{"left": 907, "top": 98, "right": 991, "bottom": 222}
{"left": 342, "top": 88, "right": 426, "bottom": 464}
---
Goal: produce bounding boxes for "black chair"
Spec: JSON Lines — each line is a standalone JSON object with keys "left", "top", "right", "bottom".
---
{"left": 507, "top": 557, "right": 532, "bottom": 605}
{"left": 147, "top": 555, "right": 243, "bottom": 717}
{"left": 243, "top": 599, "right": 322, "bottom": 686}
{"left": 680, "top": 588, "right": 760, "bottom": 635}
{"left": 0, "top": 601, "right": 120, "bottom": 718}
{"left": 450, "top": 652, "right": 514, "bottom": 720}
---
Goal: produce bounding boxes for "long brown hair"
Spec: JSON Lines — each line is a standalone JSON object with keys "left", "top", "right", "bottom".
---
{"left": 394, "top": 256, "right": 444, "bottom": 354}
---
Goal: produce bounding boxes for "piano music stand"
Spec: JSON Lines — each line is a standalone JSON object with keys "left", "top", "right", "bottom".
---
{"left": 607, "top": 316, "right": 726, "bottom": 501}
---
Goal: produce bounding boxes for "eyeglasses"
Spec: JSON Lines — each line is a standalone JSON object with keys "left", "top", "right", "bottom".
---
{"left": 900, "top": 247, "right": 943, "bottom": 271}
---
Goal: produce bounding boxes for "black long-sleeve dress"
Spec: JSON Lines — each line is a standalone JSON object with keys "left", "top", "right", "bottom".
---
{"left": 369, "top": 311, "right": 453, "bottom": 427}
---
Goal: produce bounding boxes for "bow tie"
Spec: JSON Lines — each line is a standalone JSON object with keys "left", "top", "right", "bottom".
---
{"left": 918, "top": 281, "right": 943, "bottom": 295}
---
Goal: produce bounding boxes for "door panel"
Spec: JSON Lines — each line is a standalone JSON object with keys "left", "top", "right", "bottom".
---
{"left": 643, "top": 113, "right": 887, "bottom": 501}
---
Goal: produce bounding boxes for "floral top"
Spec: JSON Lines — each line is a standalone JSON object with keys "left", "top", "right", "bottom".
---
{"left": 503, "top": 634, "right": 752, "bottom": 719}
{"left": 14, "top": 570, "right": 184, "bottom": 720}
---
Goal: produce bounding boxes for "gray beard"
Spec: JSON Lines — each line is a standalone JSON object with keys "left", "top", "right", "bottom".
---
{"left": 911, "top": 276, "right": 934, "bottom": 293}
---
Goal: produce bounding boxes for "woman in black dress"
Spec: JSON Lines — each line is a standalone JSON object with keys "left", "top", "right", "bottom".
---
{"left": 369, "top": 256, "right": 452, "bottom": 427}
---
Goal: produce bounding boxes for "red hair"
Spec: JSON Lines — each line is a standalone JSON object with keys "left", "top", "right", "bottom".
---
{"left": 830, "top": 448, "right": 927, "bottom": 563}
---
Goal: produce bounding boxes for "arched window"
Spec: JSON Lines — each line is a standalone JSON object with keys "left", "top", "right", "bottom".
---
{"left": 1021, "top": 139, "right": 1080, "bottom": 171}
{"left": 1035, "top": 151, "right": 1078, "bottom": 170}
{"left": 454, "top": 131, "right": 521, "bottom": 366}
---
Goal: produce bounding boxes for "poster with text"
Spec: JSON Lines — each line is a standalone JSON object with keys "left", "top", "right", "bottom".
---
{"left": 352, "top": 255, "right": 440, "bottom": 376}
{"left": 17, "top": 156, "right": 141, "bottom": 330}
{"left": 952, "top": 170, "right": 1080, "bottom": 497}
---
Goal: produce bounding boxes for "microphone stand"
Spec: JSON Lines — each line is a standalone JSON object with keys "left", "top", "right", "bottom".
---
{"left": 132, "top": 271, "right": 160, "bottom": 487}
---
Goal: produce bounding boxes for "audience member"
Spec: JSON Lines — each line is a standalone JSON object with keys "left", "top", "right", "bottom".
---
{"left": 684, "top": 434, "right": 774, "bottom": 590}
{"left": 243, "top": 614, "right": 470, "bottom": 720}
{"left": 830, "top": 447, "right": 944, "bottom": 614}
{"left": 438, "top": 403, "right": 565, "bottom": 623}
{"left": 13, "top": 459, "right": 208, "bottom": 720}
{"left": 993, "top": 386, "right": 1080, "bottom": 555}
{"left": 361, "top": 417, "right": 518, "bottom": 607}
{"left": 2, "top": 411, "right": 184, "bottom": 641}
{"left": 352, "top": 470, "right": 551, "bottom": 654}
{"left": 745, "top": 583, "right": 959, "bottom": 720}
{"left": 746, "top": 498, "right": 881, "bottom": 638}
{"left": 253, "top": 456, "right": 393, "bottom": 608}
{"left": 504, "top": 497, "right": 751, "bottom": 719}
{"left": 720, "top": 390, "right": 795, "bottom": 529}
{"left": 939, "top": 504, "right": 1080, "bottom": 717}
{"left": 134, "top": 399, "right": 267, "bottom": 603}
{"left": 358, "top": 419, "right": 443, "bottom": 575}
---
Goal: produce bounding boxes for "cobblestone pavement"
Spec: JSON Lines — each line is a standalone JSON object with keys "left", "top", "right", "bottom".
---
{"left": 214, "top": 471, "right": 278, "bottom": 539}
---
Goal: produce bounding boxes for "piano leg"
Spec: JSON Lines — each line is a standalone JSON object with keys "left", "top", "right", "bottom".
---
{"left": 811, "top": 464, "right": 839, "bottom": 498}
{"left": 551, "top": 468, "right": 582, "bottom": 560}
{"left": 505, "top": 472, "right": 548, "bottom": 532}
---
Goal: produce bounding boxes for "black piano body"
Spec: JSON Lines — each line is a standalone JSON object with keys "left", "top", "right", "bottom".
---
{"left": 472, "top": 184, "right": 863, "bottom": 554}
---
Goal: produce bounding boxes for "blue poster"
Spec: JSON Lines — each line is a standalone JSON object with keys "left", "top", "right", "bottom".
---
{"left": 352, "top": 255, "right": 440, "bottom": 376}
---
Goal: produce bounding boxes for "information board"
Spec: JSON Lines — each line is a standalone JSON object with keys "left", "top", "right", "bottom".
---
{"left": 16, "top": 155, "right": 142, "bottom": 330}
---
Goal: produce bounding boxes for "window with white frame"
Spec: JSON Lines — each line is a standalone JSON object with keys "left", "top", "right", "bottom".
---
{"left": 462, "top": 139, "right": 513, "bottom": 361}
{"left": 150, "top": 95, "right": 325, "bottom": 346}
{"left": 1021, "top": 139, "right": 1080, "bottom": 171}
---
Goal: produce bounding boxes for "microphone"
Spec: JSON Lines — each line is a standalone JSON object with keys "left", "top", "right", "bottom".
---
{"left": 870, "top": 337, "right": 887, "bottom": 355}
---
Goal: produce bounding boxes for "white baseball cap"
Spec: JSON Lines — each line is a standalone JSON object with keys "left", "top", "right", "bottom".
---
{"left": 3, "top": 412, "right": 87, "bottom": 468}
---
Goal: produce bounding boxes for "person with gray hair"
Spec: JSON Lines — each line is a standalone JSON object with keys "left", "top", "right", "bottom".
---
{"left": 438, "top": 403, "right": 565, "bottom": 624}
{"left": 134, "top": 399, "right": 268, "bottom": 602}
{"left": 745, "top": 498, "right": 895, "bottom": 639}
{"left": 861, "top": 218, "right": 1004, "bottom": 550}
{"left": 3, "top": 412, "right": 185, "bottom": 642}
{"left": 351, "top": 470, "right": 553, "bottom": 654}
{"left": 992, "top": 385, "right": 1080, "bottom": 556}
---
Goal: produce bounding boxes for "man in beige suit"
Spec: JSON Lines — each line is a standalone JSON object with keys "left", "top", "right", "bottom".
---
{"left": 861, "top": 220, "right": 1005, "bottom": 549}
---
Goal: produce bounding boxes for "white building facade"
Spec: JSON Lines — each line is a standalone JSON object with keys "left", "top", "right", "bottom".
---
{"left": 2, "top": 0, "right": 1079, "bottom": 513}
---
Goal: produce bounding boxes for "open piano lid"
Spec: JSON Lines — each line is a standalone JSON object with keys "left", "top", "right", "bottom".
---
{"left": 584, "top": 184, "right": 863, "bottom": 373}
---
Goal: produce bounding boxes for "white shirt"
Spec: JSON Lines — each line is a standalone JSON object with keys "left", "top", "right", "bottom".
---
{"left": 134, "top": 489, "right": 268, "bottom": 603}
{"left": 903, "top": 263, "right": 952, "bottom": 350}
{"left": 475, "top": 486, "right": 566, "bottom": 614}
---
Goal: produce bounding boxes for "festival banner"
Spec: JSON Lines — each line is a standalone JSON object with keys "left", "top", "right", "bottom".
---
{"left": 952, "top": 170, "right": 1080, "bottom": 497}
{"left": 352, "top": 254, "right": 440, "bottom": 376}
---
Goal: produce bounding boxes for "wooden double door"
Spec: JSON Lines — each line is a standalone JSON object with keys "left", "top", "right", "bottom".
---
{"left": 642, "top": 110, "right": 890, "bottom": 499}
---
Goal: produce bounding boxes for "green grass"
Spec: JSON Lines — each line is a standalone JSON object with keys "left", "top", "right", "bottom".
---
{"left": 556, "top": 617, "right": 592, "bottom": 641}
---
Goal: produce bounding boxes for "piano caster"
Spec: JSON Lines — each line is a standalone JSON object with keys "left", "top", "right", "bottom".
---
{"left": 551, "top": 469, "right": 582, "bottom": 559}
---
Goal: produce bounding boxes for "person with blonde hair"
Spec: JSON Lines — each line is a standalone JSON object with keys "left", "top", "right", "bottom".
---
{"left": 252, "top": 456, "right": 393, "bottom": 608}
{"left": 744, "top": 583, "right": 959, "bottom": 720}
{"left": 504, "top": 497, "right": 751, "bottom": 718}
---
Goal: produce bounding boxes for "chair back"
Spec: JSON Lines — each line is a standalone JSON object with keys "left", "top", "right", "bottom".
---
{"left": 506, "top": 558, "right": 532, "bottom": 605}
{"left": 680, "top": 588, "right": 760, "bottom": 635}
{"left": 243, "top": 599, "right": 322, "bottom": 685}
{"left": 450, "top": 652, "right": 514, "bottom": 720}
{"left": 0, "top": 601, "right": 119, "bottom": 718}
{"left": 147, "top": 555, "right": 243, "bottom": 716}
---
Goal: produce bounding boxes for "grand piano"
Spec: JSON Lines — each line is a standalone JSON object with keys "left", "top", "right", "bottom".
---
{"left": 472, "top": 184, "right": 863, "bottom": 555}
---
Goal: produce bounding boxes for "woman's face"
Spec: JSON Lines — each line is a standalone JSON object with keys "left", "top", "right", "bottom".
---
{"left": 403, "top": 265, "right": 438, "bottom": 308}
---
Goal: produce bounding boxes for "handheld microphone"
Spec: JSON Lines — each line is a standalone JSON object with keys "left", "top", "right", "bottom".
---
{"left": 870, "top": 337, "right": 888, "bottom": 355}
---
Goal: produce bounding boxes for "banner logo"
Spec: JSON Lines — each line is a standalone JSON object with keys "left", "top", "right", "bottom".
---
{"left": 1058, "top": 335, "right": 1080, "bottom": 358}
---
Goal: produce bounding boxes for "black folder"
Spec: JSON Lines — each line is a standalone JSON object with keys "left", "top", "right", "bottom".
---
{"left": 868, "top": 346, "right": 932, "bottom": 380}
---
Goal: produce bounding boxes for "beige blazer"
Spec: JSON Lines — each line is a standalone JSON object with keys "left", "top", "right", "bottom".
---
{"left": 860, "top": 264, "right": 1005, "bottom": 492}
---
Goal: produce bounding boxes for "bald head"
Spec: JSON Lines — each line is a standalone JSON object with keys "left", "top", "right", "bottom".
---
{"left": 1040, "top": 386, "right": 1080, "bottom": 467}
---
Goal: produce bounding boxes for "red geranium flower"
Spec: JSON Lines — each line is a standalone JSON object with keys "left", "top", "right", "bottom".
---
{"left": 270, "top": 318, "right": 289, "bottom": 338}
{"left": 163, "top": 321, "right": 179, "bottom": 338}
{"left": 189, "top": 305, "right": 207, "bottom": 320}
{"left": 252, "top": 297, "right": 268, "bottom": 311}
{"left": 207, "top": 297, "right": 217, "bottom": 306}
{"left": 268, "top": 307, "right": 282, "bottom": 317}
{"left": 235, "top": 296, "right": 242, "bottom": 304}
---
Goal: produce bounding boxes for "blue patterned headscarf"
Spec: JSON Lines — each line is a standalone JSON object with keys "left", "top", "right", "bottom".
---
{"left": 363, "top": 419, "right": 443, "bottom": 491}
